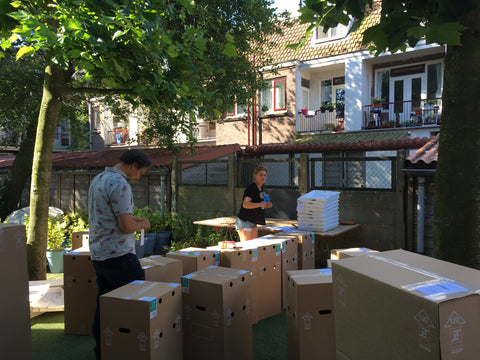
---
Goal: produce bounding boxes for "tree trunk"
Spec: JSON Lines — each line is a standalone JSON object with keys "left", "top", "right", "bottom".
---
{"left": 434, "top": 3, "right": 480, "bottom": 269}
{"left": 0, "top": 118, "right": 37, "bottom": 220}
{"left": 27, "top": 64, "right": 65, "bottom": 280}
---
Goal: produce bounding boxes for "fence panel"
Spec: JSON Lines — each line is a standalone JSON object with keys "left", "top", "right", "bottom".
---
{"left": 310, "top": 156, "right": 396, "bottom": 190}
{"left": 237, "top": 158, "right": 299, "bottom": 188}
{"left": 180, "top": 160, "right": 228, "bottom": 185}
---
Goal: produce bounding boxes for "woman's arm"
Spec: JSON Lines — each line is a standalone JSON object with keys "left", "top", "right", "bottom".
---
{"left": 242, "top": 196, "right": 269, "bottom": 209}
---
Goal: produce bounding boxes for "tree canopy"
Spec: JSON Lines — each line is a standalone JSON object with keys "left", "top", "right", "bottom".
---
{"left": 0, "top": 0, "right": 286, "bottom": 279}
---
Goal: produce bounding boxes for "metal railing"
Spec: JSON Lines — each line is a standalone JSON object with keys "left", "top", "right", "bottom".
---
{"left": 297, "top": 104, "right": 345, "bottom": 133}
{"left": 310, "top": 156, "right": 397, "bottom": 191}
{"left": 362, "top": 98, "right": 442, "bottom": 130}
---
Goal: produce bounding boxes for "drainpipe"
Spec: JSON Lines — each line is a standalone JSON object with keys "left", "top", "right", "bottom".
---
{"left": 160, "top": 168, "right": 168, "bottom": 217}
{"left": 87, "top": 99, "right": 93, "bottom": 151}
{"left": 416, "top": 177, "right": 425, "bottom": 253}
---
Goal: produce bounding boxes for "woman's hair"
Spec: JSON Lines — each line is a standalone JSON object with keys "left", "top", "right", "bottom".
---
{"left": 253, "top": 166, "right": 268, "bottom": 175}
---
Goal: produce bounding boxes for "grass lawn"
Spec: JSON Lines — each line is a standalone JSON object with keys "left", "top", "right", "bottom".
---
{"left": 31, "top": 309, "right": 287, "bottom": 360}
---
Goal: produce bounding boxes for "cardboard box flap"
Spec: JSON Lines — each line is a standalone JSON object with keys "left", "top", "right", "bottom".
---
{"left": 334, "top": 256, "right": 480, "bottom": 303}
{"left": 102, "top": 280, "right": 179, "bottom": 300}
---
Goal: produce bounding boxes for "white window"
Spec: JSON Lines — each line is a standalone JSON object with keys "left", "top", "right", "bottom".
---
{"left": 261, "top": 78, "right": 287, "bottom": 114}
{"left": 314, "top": 21, "right": 351, "bottom": 43}
{"left": 226, "top": 101, "right": 248, "bottom": 117}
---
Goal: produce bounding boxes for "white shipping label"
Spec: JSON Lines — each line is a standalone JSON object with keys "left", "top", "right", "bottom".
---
{"left": 412, "top": 280, "right": 469, "bottom": 298}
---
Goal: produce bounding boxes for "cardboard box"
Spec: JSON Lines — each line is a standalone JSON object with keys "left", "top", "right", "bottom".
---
{"left": 286, "top": 269, "right": 335, "bottom": 360}
{"left": 0, "top": 224, "right": 32, "bottom": 360}
{"left": 100, "top": 280, "right": 182, "bottom": 360}
{"left": 261, "top": 233, "right": 299, "bottom": 309}
{"left": 208, "top": 239, "right": 282, "bottom": 323}
{"left": 330, "top": 247, "right": 378, "bottom": 261}
{"left": 278, "top": 231, "right": 315, "bottom": 270}
{"left": 165, "top": 247, "right": 219, "bottom": 275}
{"left": 71, "top": 230, "right": 89, "bottom": 250}
{"left": 380, "top": 249, "right": 480, "bottom": 288}
{"left": 197, "top": 265, "right": 253, "bottom": 323}
{"left": 141, "top": 255, "right": 183, "bottom": 284}
{"left": 63, "top": 250, "right": 97, "bottom": 335}
{"left": 332, "top": 254, "right": 480, "bottom": 360}
{"left": 181, "top": 269, "right": 252, "bottom": 360}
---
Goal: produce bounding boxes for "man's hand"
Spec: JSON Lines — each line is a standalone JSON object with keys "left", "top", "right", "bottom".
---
{"left": 118, "top": 213, "right": 150, "bottom": 234}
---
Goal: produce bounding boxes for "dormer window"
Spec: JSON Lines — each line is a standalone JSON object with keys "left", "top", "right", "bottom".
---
{"left": 313, "top": 20, "right": 351, "bottom": 43}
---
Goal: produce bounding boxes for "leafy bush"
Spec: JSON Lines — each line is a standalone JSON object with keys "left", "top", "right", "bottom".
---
{"left": 169, "top": 212, "right": 238, "bottom": 251}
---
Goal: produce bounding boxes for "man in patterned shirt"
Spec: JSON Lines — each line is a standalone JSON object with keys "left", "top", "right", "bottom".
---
{"left": 88, "top": 149, "right": 152, "bottom": 359}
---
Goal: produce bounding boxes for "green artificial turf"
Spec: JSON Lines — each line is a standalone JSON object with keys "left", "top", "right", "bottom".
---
{"left": 31, "top": 310, "right": 287, "bottom": 360}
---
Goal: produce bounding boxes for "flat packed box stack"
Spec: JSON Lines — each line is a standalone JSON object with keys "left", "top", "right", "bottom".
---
{"left": 140, "top": 255, "right": 183, "bottom": 283}
{"left": 166, "top": 247, "right": 220, "bottom": 275}
{"left": 332, "top": 250, "right": 480, "bottom": 360}
{"left": 64, "top": 248, "right": 97, "bottom": 335}
{"left": 182, "top": 266, "right": 253, "bottom": 360}
{"left": 100, "top": 280, "right": 182, "bottom": 360}
{"left": 296, "top": 190, "right": 340, "bottom": 232}
{"left": 0, "top": 224, "right": 32, "bottom": 360}
{"left": 286, "top": 269, "right": 335, "bottom": 360}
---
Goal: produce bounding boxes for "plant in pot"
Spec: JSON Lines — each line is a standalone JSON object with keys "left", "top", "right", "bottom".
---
{"left": 150, "top": 210, "right": 172, "bottom": 253}
{"left": 372, "top": 97, "right": 383, "bottom": 108}
{"left": 25, "top": 214, "right": 68, "bottom": 273}
{"left": 46, "top": 215, "right": 68, "bottom": 273}
{"left": 325, "top": 102, "right": 335, "bottom": 112}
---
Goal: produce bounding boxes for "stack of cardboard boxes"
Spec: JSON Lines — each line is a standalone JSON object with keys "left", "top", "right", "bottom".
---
{"left": 296, "top": 190, "right": 340, "bottom": 232}
{"left": 62, "top": 228, "right": 480, "bottom": 360}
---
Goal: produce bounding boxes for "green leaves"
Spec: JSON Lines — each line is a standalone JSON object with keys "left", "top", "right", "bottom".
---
{"left": 15, "top": 45, "right": 34, "bottom": 59}
{"left": 298, "top": 0, "right": 470, "bottom": 57}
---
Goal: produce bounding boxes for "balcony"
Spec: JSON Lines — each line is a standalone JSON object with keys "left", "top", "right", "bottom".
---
{"left": 108, "top": 128, "right": 129, "bottom": 145}
{"left": 297, "top": 104, "right": 345, "bottom": 133}
{"left": 362, "top": 99, "right": 441, "bottom": 130}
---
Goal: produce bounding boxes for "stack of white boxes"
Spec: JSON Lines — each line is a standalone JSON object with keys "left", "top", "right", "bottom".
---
{"left": 296, "top": 190, "right": 340, "bottom": 232}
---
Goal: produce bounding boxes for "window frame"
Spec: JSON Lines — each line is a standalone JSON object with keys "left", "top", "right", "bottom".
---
{"left": 261, "top": 78, "right": 287, "bottom": 114}
{"left": 313, "top": 19, "right": 352, "bottom": 44}
{"left": 93, "top": 107, "right": 101, "bottom": 130}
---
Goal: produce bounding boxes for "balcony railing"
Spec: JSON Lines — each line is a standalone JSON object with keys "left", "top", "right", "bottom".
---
{"left": 297, "top": 104, "right": 345, "bottom": 133}
{"left": 362, "top": 98, "right": 442, "bottom": 130}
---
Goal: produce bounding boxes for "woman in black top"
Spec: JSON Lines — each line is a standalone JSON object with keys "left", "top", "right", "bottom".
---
{"left": 235, "top": 166, "right": 273, "bottom": 241}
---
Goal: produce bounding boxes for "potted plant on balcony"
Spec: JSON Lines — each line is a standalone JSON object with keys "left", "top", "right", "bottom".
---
{"left": 325, "top": 102, "right": 335, "bottom": 112}
{"left": 372, "top": 97, "right": 383, "bottom": 109}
